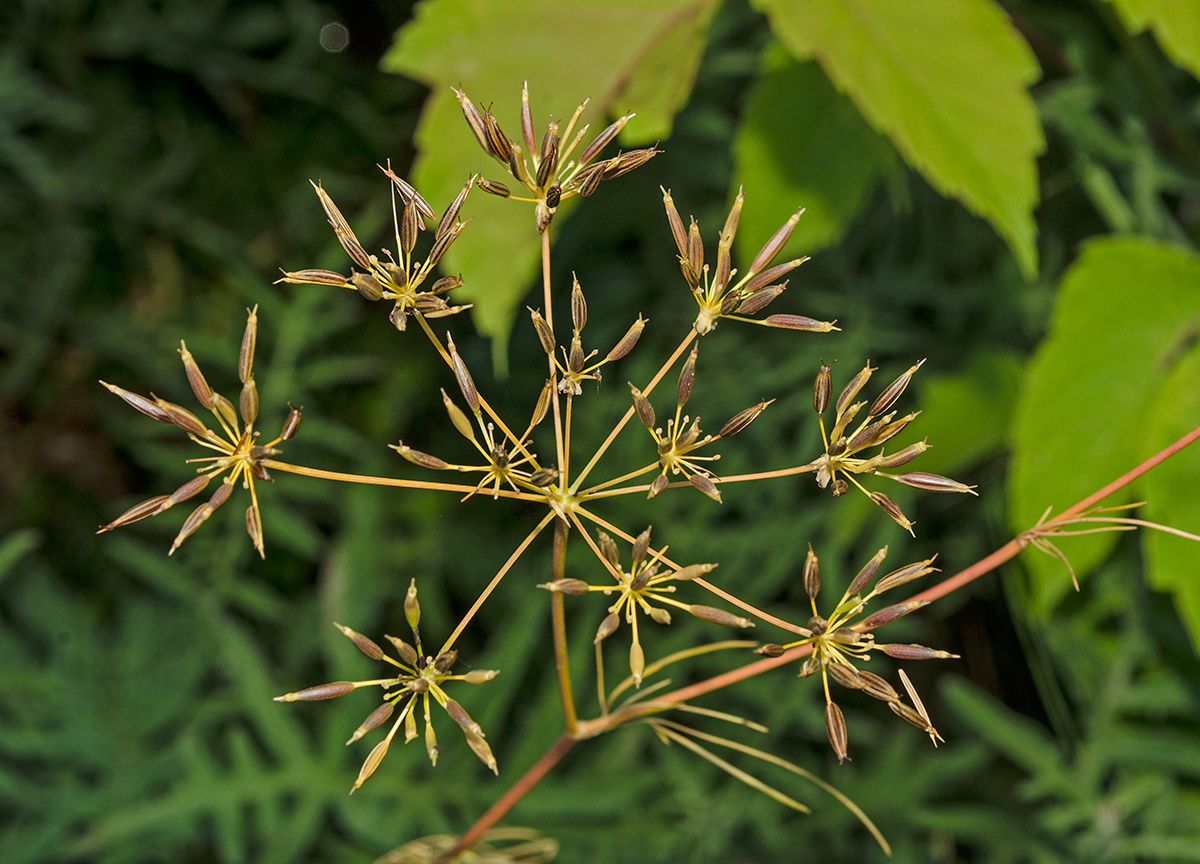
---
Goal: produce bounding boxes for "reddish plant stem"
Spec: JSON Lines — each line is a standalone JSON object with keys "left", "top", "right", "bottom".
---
{"left": 438, "top": 732, "right": 577, "bottom": 862}
{"left": 451, "top": 420, "right": 1200, "bottom": 851}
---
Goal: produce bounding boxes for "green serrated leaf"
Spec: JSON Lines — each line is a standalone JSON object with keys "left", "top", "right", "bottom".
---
{"left": 1110, "top": 0, "right": 1200, "bottom": 81}
{"left": 733, "top": 43, "right": 897, "bottom": 261}
{"left": 1009, "top": 237, "right": 1200, "bottom": 616}
{"left": 755, "top": 0, "right": 1043, "bottom": 277}
{"left": 1144, "top": 339, "right": 1200, "bottom": 650}
{"left": 383, "top": 0, "right": 719, "bottom": 354}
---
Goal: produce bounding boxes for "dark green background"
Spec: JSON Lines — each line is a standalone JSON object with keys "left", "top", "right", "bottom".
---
{"left": 3, "top": 1, "right": 1199, "bottom": 862}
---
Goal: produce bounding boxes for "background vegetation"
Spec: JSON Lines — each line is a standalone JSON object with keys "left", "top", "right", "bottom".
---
{"left": 2, "top": 0, "right": 1199, "bottom": 861}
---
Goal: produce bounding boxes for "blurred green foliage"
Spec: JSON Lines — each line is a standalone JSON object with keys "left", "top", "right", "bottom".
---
{"left": 3, "top": 0, "right": 1200, "bottom": 862}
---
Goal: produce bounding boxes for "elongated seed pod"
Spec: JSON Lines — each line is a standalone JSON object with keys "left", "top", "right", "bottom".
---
{"left": 631, "top": 527, "right": 651, "bottom": 567}
{"left": 671, "top": 563, "right": 716, "bottom": 581}
{"left": 598, "top": 531, "right": 620, "bottom": 567}
{"left": 571, "top": 276, "right": 587, "bottom": 332}
{"left": 872, "top": 557, "right": 938, "bottom": 595}
{"left": 848, "top": 546, "right": 888, "bottom": 595}
{"left": 661, "top": 188, "right": 687, "bottom": 258}
{"left": 872, "top": 441, "right": 927, "bottom": 469}
{"left": 870, "top": 491, "right": 914, "bottom": 533}
{"left": 273, "top": 681, "right": 355, "bottom": 702}
{"left": 275, "top": 268, "right": 351, "bottom": 287}
{"left": 688, "top": 605, "right": 752, "bottom": 628}
{"left": 352, "top": 738, "right": 390, "bottom": 793}
{"left": 100, "top": 381, "right": 172, "bottom": 423}
{"left": 477, "top": 177, "right": 511, "bottom": 197}
{"left": 454, "top": 87, "right": 494, "bottom": 157}
{"left": 891, "top": 472, "right": 977, "bottom": 495}
{"left": 755, "top": 643, "right": 786, "bottom": 657}
{"left": 857, "top": 670, "right": 899, "bottom": 702}
{"left": 531, "top": 380, "right": 552, "bottom": 427}
{"left": 538, "top": 578, "right": 590, "bottom": 595}
{"left": 814, "top": 363, "right": 832, "bottom": 414}
{"left": 239, "top": 378, "right": 258, "bottom": 428}
{"left": 594, "top": 612, "right": 620, "bottom": 643}
{"left": 828, "top": 661, "right": 862, "bottom": 690}
{"left": 690, "top": 473, "right": 721, "bottom": 502}
{"left": 335, "top": 622, "right": 385, "bottom": 660}
{"left": 881, "top": 643, "right": 959, "bottom": 660}
{"left": 446, "top": 335, "right": 480, "bottom": 413}
{"left": 404, "top": 578, "right": 420, "bottom": 630}
{"left": 385, "top": 634, "right": 419, "bottom": 666}
{"left": 802, "top": 545, "right": 821, "bottom": 599}
{"left": 578, "top": 113, "right": 632, "bottom": 167}
{"left": 463, "top": 669, "right": 498, "bottom": 684}
{"left": 629, "top": 384, "right": 655, "bottom": 430}
{"left": 392, "top": 443, "right": 450, "bottom": 470}
{"left": 520, "top": 81, "right": 537, "bottom": 157}
{"left": 677, "top": 345, "right": 698, "bottom": 408}
{"left": 736, "top": 285, "right": 786, "bottom": 315}
{"left": 606, "top": 316, "right": 645, "bottom": 362}
{"left": 178, "top": 342, "right": 215, "bottom": 409}
{"left": 764, "top": 314, "right": 836, "bottom": 332}
{"left": 719, "top": 399, "right": 772, "bottom": 438}
{"left": 311, "top": 183, "right": 373, "bottom": 271}
{"left": 835, "top": 364, "right": 876, "bottom": 419}
{"left": 347, "top": 701, "right": 395, "bottom": 744}
{"left": 648, "top": 474, "right": 668, "bottom": 498}
{"left": 97, "top": 494, "right": 170, "bottom": 533}
{"left": 437, "top": 178, "right": 473, "bottom": 239}
{"left": 281, "top": 403, "right": 303, "bottom": 440}
{"left": 441, "top": 389, "right": 475, "bottom": 442}
{"left": 350, "top": 273, "right": 381, "bottom": 303}
{"left": 743, "top": 258, "right": 806, "bottom": 294}
{"left": 859, "top": 600, "right": 929, "bottom": 630}
{"left": 750, "top": 208, "right": 803, "bottom": 275}
{"left": 245, "top": 503, "right": 264, "bottom": 557}
{"left": 869, "top": 360, "right": 924, "bottom": 417}
{"left": 154, "top": 397, "right": 210, "bottom": 437}
{"left": 825, "top": 701, "right": 849, "bottom": 763}
{"left": 536, "top": 120, "right": 559, "bottom": 188}
{"left": 482, "top": 112, "right": 514, "bottom": 166}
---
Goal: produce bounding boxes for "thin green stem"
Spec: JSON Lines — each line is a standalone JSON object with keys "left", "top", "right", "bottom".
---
{"left": 542, "top": 230, "right": 566, "bottom": 475}
{"left": 263, "top": 460, "right": 538, "bottom": 501}
{"left": 550, "top": 518, "right": 578, "bottom": 733}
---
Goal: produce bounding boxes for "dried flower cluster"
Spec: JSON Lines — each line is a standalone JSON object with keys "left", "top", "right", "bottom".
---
{"left": 457, "top": 82, "right": 658, "bottom": 232}
{"left": 99, "top": 84, "right": 984, "bottom": 849}
{"left": 807, "top": 360, "right": 976, "bottom": 534}
{"left": 274, "top": 580, "right": 499, "bottom": 792}
{"left": 99, "top": 306, "right": 300, "bottom": 557}
{"left": 756, "top": 546, "right": 957, "bottom": 761}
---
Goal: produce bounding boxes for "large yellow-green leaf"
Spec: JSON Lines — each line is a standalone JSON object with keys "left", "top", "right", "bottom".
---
{"left": 732, "top": 42, "right": 897, "bottom": 261}
{"left": 383, "top": 0, "right": 719, "bottom": 354}
{"left": 754, "top": 0, "right": 1044, "bottom": 278}
{"left": 1009, "top": 237, "right": 1200, "bottom": 617}
{"left": 1110, "top": 0, "right": 1200, "bottom": 80}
